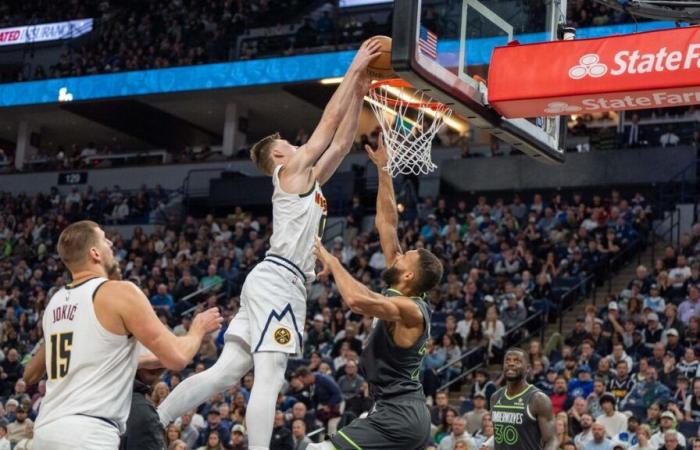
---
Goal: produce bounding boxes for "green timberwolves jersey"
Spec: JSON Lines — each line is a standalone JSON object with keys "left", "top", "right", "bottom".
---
{"left": 359, "top": 288, "right": 431, "bottom": 399}
{"left": 491, "top": 384, "right": 542, "bottom": 450}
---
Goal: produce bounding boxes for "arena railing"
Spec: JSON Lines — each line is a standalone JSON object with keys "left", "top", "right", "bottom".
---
{"left": 178, "top": 279, "right": 225, "bottom": 317}
{"left": 435, "top": 310, "right": 544, "bottom": 392}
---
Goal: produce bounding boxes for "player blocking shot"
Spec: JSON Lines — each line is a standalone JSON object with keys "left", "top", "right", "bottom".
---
{"left": 487, "top": 348, "right": 558, "bottom": 450}
{"left": 157, "top": 39, "right": 382, "bottom": 450}
{"left": 33, "top": 221, "right": 223, "bottom": 450}
{"left": 309, "top": 135, "right": 443, "bottom": 450}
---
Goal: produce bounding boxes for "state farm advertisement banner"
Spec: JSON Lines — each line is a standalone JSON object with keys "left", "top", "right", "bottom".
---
{"left": 488, "top": 26, "right": 700, "bottom": 118}
{"left": 0, "top": 19, "right": 93, "bottom": 47}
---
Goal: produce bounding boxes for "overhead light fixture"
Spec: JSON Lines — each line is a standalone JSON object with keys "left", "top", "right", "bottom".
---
{"left": 319, "top": 77, "right": 344, "bottom": 85}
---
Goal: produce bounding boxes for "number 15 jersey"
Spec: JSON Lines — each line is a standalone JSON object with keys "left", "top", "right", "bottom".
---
{"left": 35, "top": 277, "right": 139, "bottom": 434}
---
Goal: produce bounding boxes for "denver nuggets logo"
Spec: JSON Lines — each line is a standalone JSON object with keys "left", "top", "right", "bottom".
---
{"left": 274, "top": 327, "right": 291, "bottom": 345}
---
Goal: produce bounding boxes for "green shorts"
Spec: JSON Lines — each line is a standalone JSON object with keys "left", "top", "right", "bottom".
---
{"left": 330, "top": 395, "right": 431, "bottom": 450}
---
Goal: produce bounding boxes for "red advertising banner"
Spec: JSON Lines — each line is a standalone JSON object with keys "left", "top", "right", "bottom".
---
{"left": 488, "top": 26, "right": 700, "bottom": 118}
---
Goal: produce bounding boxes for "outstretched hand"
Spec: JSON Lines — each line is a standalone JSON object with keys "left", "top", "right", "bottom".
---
{"left": 365, "top": 132, "right": 388, "bottom": 170}
{"left": 313, "top": 236, "right": 334, "bottom": 278}
{"left": 348, "top": 39, "right": 382, "bottom": 75}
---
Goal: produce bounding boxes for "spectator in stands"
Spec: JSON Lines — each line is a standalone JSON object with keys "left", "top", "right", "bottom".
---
{"left": 270, "top": 410, "right": 293, "bottom": 450}
{"left": 0, "top": 425, "right": 8, "bottom": 450}
{"left": 686, "top": 378, "right": 700, "bottom": 421}
{"left": 197, "top": 409, "right": 230, "bottom": 449}
{"left": 151, "top": 283, "right": 175, "bottom": 316}
{"left": 293, "top": 367, "right": 342, "bottom": 425}
{"left": 337, "top": 359, "right": 364, "bottom": 401}
{"left": 179, "top": 411, "right": 200, "bottom": 450}
{"left": 463, "top": 392, "right": 489, "bottom": 435}
{"left": 6, "top": 405, "right": 30, "bottom": 447}
{"left": 437, "top": 417, "right": 475, "bottom": 450}
{"left": 551, "top": 377, "right": 571, "bottom": 414}
{"left": 200, "top": 264, "right": 223, "bottom": 291}
{"left": 230, "top": 424, "right": 247, "bottom": 450}
{"left": 567, "top": 317, "right": 593, "bottom": 348}
{"left": 291, "top": 419, "right": 310, "bottom": 450}
{"left": 659, "top": 430, "right": 682, "bottom": 450}
{"left": 596, "top": 393, "right": 628, "bottom": 438}
{"left": 574, "top": 413, "right": 595, "bottom": 449}
{"left": 584, "top": 422, "right": 613, "bottom": 450}
{"left": 482, "top": 305, "right": 505, "bottom": 361}
{"left": 678, "top": 285, "right": 700, "bottom": 325}
{"left": 650, "top": 412, "right": 686, "bottom": 449}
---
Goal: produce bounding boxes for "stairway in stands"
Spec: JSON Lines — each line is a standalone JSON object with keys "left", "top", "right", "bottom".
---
{"left": 448, "top": 241, "right": 663, "bottom": 408}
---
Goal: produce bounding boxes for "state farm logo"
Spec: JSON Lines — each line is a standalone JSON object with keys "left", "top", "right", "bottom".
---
{"left": 544, "top": 101, "right": 582, "bottom": 114}
{"left": 569, "top": 54, "right": 608, "bottom": 79}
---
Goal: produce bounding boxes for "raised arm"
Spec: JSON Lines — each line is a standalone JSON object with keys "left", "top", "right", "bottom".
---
{"left": 366, "top": 134, "right": 402, "bottom": 266}
{"left": 286, "top": 39, "right": 381, "bottom": 175}
{"left": 532, "top": 391, "right": 559, "bottom": 450}
{"left": 101, "top": 281, "right": 222, "bottom": 371}
{"left": 314, "top": 237, "right": 422, "bottom": 326}
{"left": 312, "top": 74, "right": 368, "bottom": 185}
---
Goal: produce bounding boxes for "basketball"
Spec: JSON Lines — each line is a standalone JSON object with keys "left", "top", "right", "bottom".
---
{"left": 366, "top": 35, "right": 394, "bottom": 79}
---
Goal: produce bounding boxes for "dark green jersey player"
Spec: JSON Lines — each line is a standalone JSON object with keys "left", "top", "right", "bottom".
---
{"left": 488, "top": 348, "right": 558, "bottom": 450}
{"left": 311, "top": 135, "right": 443, "bottom": 450}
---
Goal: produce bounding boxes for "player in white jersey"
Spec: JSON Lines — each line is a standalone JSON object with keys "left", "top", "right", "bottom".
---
{"left": 157, "top": 39, "right": 381, "bottom": 449}
{"left": 33, "top": 220, "right": 222, "bottom": 450}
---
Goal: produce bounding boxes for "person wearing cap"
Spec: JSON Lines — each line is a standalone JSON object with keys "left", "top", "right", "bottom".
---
{"left": 650, "top": 412, "right": 686, "bottom": 449}
{"left": 231, "top": 424, "right": 248, "bottom": 450}
{"left": 464, "top": 392, "right": 489, "bottom": 435}
{"left": 643, "top": 313, "right": 663, "bottom": 349}
{"left": 304, "top": 315, "right": 332, "bottom": 356}
{"left": 663, "top": 329, "right": 684, "bottom": 360}
{"left": 195, "top": 408, "right": 230, "bottom": 449}
{"left": 596, "top": 393, "right": 628, "bottom": 438}
{"left": 569, "top": 365, "right": 595, "bottom": 399}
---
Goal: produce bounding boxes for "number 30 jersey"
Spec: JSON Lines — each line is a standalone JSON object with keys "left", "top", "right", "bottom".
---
{"left": 491, "top": 384, "right": 543, "bottom": 450}
{"left": 35, "top": 277, "right": 139, "bottom": 434}
{"left": 267, "top": 165, "right": 327, "bottom": 282}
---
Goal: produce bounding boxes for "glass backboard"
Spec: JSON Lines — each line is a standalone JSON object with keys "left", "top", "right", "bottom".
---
{"left": 391, "top": 0, "right": 567, "bottom": 163}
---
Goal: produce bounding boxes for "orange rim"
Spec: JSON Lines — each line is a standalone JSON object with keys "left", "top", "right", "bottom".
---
{"left": 369, "top": 78, "right": 450, "bottom": 111}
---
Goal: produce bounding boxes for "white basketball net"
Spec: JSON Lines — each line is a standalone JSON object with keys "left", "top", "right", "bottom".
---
{"left": 368, "top": 81, "right": 452, "bottom": 177}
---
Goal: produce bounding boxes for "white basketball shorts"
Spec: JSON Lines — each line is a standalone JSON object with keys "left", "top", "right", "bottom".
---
{"left": 226, "top": 255, "right": 307, "bottom": 355}
{"left": 34, "top": 415, "right": 120, "bottom": 449}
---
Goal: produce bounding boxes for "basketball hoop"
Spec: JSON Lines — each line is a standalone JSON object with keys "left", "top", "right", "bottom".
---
{"left": 367, "top": 78, "right": 452, "bottom": 178}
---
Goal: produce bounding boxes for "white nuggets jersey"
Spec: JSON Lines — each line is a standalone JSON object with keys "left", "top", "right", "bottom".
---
{"left": 268, "top": 165, "right": 327, "bottom": 281}
{"left": 35, "top": 277, "right": 139, "bottom": 434}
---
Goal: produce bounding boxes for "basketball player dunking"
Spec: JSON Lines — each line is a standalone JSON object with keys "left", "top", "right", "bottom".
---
{"left": 157, "top": 39, "right": 382, "bottom": 449}
{"left": 487, "top": 348, "right": 558, "bottom": 450}
{"left": 310, "top": 135, "right": 444, "bottom": 450}
{"left": 32, "top": 221, "right": 223, "bottom": 449}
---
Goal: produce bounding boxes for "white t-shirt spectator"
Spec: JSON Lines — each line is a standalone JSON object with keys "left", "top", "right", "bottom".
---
{"left": 80, "top": 146, "right": 97, "bottom": 159}
{"left": 456, "top": 319, "right": 472, "bottom": 342}
{"left": 0, "top": 436, "right": 9, "bottom": 450}
{"left": 596, "top": 411, "right": 628, "bottom": 438}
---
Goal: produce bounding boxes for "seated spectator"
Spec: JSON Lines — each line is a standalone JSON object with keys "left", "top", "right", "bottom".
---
{"left": 629, "top": 424, "right": 653, "bottom": 450}
{"left": 270, "top": 411, "right": 293, "bottom": 450}
{"left": 6, "top": 406, "right": 30, "bottom": 447}
{"left": 650, "top": 411, "right": 686, "bottom": 449}
{"left": 463, "top": 392, "right": 489, "bottom": 435}
{"left": 196, "top": 410, "right": 230, "bottom": 449}
{"left": 596, "top": 393, "right": 628, "bottom": 438}
{"left": 293, "top": 367, "right": 342, "bottom": 425}
{"left": 0, "top": 425, "right": 8, "bottom": 450}
{"left": 659, "top": 127, "right": 680, "bottom": 148}
{"left": 583, "top": 422, "right": 613, "bottom": 450}
{"left": 336, "top": 360, "right": 364, "bottom": 401}
{"left": 291, "top": 419, "right": 310, "bottom": 450}
{"left": 685, "top": 378, "right": 700, "bottom": 421}
{"left": 575, "top": 413, "right": 595, "bottom": 449}
{"left": 482, "top": 305, "right": 505, "bottom": 361}
{"left": 551, "top": 377, "right": 572, "bottom": 414}
{"left": 200, "top": 265, "right": 223, "bottom": 291}
{"left": 150, "top": 283, "right": 175, "bottom": 315}
{"left": 437, "top": 417, "right": 475, "bottom": 450}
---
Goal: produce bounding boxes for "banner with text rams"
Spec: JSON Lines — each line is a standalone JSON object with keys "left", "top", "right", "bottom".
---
{"left": 488, "top": 26, "right": 700, "bottom": 118}
{"left": 0, "top": 19, "right": 93, "bottom": 47}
